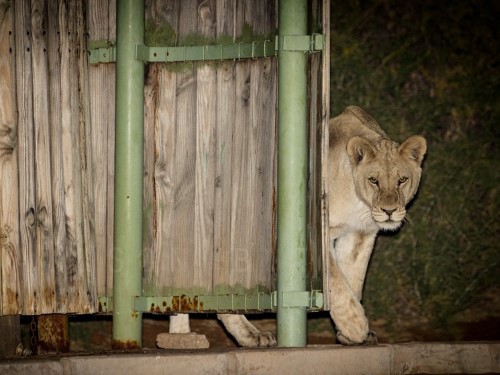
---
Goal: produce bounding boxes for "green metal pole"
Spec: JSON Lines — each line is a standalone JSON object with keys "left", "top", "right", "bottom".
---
{"left": 277, "top": 0, "right": 308, "bottom": 347}
{"left": 112, "top": 0, "right": 144, "bottom": 349}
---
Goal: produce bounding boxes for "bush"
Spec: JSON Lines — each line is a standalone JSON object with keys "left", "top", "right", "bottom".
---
{"left": 331, "top": 0, "right": 500, "bottom": 340}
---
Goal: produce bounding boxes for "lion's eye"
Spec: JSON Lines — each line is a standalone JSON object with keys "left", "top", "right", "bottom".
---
{"left": 368, "top": 177, "right": 378, "bottom": 185}
{"left": 398, "top": 176, "right": 408, "bottom": 185}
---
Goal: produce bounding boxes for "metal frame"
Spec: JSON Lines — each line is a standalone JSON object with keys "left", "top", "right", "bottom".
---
{"left": 88, "top": 35, "right": 323, "bottom": 64}
{"left": 107, "top": 0, "right": 323, "bottom": 348}
{"left": 97, "top": 291, "right": 324, "bottom": 314}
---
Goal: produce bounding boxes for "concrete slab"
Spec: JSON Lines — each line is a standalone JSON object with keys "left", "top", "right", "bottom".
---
{"left": 156, "top": 333, "right": 210, "bottom": 349}
{"left": 0, "top": 342, "right": 498, "bottom": 375}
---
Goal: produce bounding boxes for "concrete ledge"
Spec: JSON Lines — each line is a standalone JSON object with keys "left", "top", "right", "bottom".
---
{"left": 1, "top": 342, "right": 498, "bottom": 375}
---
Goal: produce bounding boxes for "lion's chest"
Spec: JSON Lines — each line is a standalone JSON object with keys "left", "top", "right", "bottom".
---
{"left": 328, "top": 188, "right": 379, "bottom": 240}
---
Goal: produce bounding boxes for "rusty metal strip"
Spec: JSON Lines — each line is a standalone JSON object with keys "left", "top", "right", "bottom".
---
{"left": 97, "top": 291, "right": 324, "bottom": 313}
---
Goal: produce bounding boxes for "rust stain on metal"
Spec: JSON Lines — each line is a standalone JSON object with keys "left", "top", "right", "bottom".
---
{"left": 150, "top": 303, "right": 162, "bottom": 313}
{"left": 172, "top": 296, "right": 180, "bottom": 311}
{"left": 37, "top": 314, "right": 70, "bottom": 353}
{"left": 170, "top": 295, "right": 204, "bottom": 312}
{"left": 112, "top": 340, "right": 141, "bottom": 350}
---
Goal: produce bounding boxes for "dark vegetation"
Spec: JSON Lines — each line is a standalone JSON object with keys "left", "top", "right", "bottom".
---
{"left": 330, "top": 0, "right": 500, "bottom": 341}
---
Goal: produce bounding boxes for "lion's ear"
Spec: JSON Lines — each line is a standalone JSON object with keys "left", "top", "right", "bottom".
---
{"left": 347, "top": 137, "right": 376, "bottom": 166}
{"left": 399, "top": 135, "right": 427, "bottom": 165}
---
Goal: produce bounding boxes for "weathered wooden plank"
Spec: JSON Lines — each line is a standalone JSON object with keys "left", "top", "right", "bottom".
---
{"left": 31, "top": 0, "right": 56, "bottom": 314}
{"left": 171, "top": 0, "right": 197, "bottom": 290}
{"left": 76, "top": 0, "right": 97, "bottom": 313}
{"left": 230, "top": 58, "right": 254, "bottom": 289}
{"left": 320, "top": 0, "right": 331, "bottom": 309}
{"left": 252, "top": 56, "right": 277, "bottom": 290}
{"left": 193, "top": 0, "right": 216, "bottom": 290}
{"left": 143, "top": 67, "right": 155, "bottom": 295}
{"left": 143, "top": 65, "right": 178, "bottom": 295}
{"left": 143, "top": 0, "right": 179, "bottom": 297}
{"left": 213, "top": 0, "right": 236, "bottom": 290}
{"left": 307, "top": 0, "right": 322, "bottom": 293}
{"left": 250, "top": 0, "right": 277, "bottom": 292}
{"left": 228, "top": 0, "right": 277, "bottom": 291}
{"left": 0, "top": 0, "right": 21, "bottom": 315}
{"left": 15, "top": 0, "right": 37, "bottom": 315}
{"left": 46, "top": 0, "right": 67, "bottom": 312}
{"left": 87, "top": 0, "right": 116, "bottom": 297}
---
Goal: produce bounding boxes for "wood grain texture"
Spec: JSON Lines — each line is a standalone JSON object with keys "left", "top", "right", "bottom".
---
{"left": 0, "top": 0, "right": 329, "bottom": 314}
{"left": 143, "top": 0, "right": 179, "bottom": 296}
{"left": 87, "top": 0, "right": 116, "bottom": 298}
{"left": 31, "top": 0, "right": 57, "bottom": 314}
{"left": 212, "top": 0, "right": 236, "bottom": 289}
{"left": 0, "top": 0, "right": 21, "bottom": 315}
{"left": 15, "top": 0, "right": 37, "bottom": 315}
{"left": 170, "top": 0, "right": 197, "bottom": 290}
{"left": 76, "top": 0, "right": 97, "bottom": 313}
{"left": 46, "top": 0, "right": 67, "bottom": 312}
{"left": 194, "top": 0, "right": 216, "bottom": 290}
{"left": 142, "top": 0, "right": 278, "bottom": 295}
{"left": 320, "top": 0, "right": 331, "bottom": 309}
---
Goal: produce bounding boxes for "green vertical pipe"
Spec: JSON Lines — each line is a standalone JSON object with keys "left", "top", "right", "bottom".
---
{"left": 112, "top": 0, "right": 144, "bottom": 349}
{"left": 277, "top": 0, "right": 308, "bottom": 347}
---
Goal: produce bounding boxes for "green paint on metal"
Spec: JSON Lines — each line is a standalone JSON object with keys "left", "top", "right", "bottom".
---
{"left": 88, "top": 39, "right": 115, "bottom": 49}
{"left": 135, "top": 40, "right": 276, "bottom": 63}
{"left": 98, "top": 291, "right": 323, "bottom": 314}
{"left": 89, "top": 35, "right": 323, "bottom": 65}
{"left": 112, "top": 0, "right": 145, "bottom": 349}
{"left": 276, "top": 0, "right": 309, "bottom": 348}
{"left": 88, "top": 46, "right": 116, "bottom": 64}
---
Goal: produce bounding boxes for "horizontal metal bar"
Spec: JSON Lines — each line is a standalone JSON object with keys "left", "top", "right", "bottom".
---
{"left": 280, "top": 34, "right": 324, "bottom": 52}
{"left": 88, "top": 46, "right": 116, "bottom": 64}
{"left": 98, "top": 296, "right": 113, "bottom": 312}
{"left": 135, "top": 293, "right": 275, "bottom": 313}
{"left": 135, "top": 40, "right": 276, "bottom": 62}
{"left": 88, "top": 35, "right": 324, "bottom": 64}
{"left": 280, "top": 290, "right": 324, "bottom": 309}
{"left": 97, "top": 291, "right": 324, "bottom": 313}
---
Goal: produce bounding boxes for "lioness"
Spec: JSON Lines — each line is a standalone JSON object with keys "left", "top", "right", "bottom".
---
{"left": 169, "top": 106, "right": 426, "bottom": 347}
{"left": 328, "top": 106, "right": 426, "bottom": 344}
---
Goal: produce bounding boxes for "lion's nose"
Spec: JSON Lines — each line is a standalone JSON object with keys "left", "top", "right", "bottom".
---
{"left": 382, "top": 208, "right": 396, "bottom": 216}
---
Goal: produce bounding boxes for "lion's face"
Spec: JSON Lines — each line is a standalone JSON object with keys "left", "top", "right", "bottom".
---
{"left": 347, "top": 135, "right": 427, "bottom": 231}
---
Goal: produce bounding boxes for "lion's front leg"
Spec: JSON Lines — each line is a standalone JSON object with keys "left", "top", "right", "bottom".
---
{"left": 217, "top": 314, "right": 276, "bottom": 347}
{"left": 329, "top": 230, "right": 377, "bottom": 345}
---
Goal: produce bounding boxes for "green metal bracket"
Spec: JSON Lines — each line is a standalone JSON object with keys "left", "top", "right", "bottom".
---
{"left": 280, "top": 34, "right": 324, "bottom": 52}
{"left": 88, "top": 35, "right": 324, "bottom": 64}
{"left": 88, "top": 46, "right": 116, "bottom": 64}
{"left": 135, "top": 40, "right": 276, "bottom": 62}
{"left": 279, "top": 290, "right": 323, "bottom": 309}
{"left": 97, "top": 291, "right": 323, "bottom": 313}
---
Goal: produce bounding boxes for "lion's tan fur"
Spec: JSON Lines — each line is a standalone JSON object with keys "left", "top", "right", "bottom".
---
{"left": 328, "top": 106, "right": 426, "bottom": 344}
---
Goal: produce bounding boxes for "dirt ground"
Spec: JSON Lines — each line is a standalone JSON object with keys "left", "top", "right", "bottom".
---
{"left": 61, "top": 310, "right": 499, "bottom": 352}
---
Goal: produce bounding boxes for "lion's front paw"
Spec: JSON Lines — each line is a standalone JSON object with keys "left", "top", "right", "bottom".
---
{"left": 245, "top": 331, "right": 276, "bottom": 348}
{"left": 336, "top": 331, "right": 361, "bottom": 345}
{"left": 336, "top": 329, "right": 377, "bottom": 346}
{"left": 363, "top": 330, "right": 378, "bottom": 345}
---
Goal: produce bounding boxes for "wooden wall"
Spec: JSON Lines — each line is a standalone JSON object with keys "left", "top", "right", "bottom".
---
{"left": 0, "top": 0, "right": 329, "bottom": 315}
